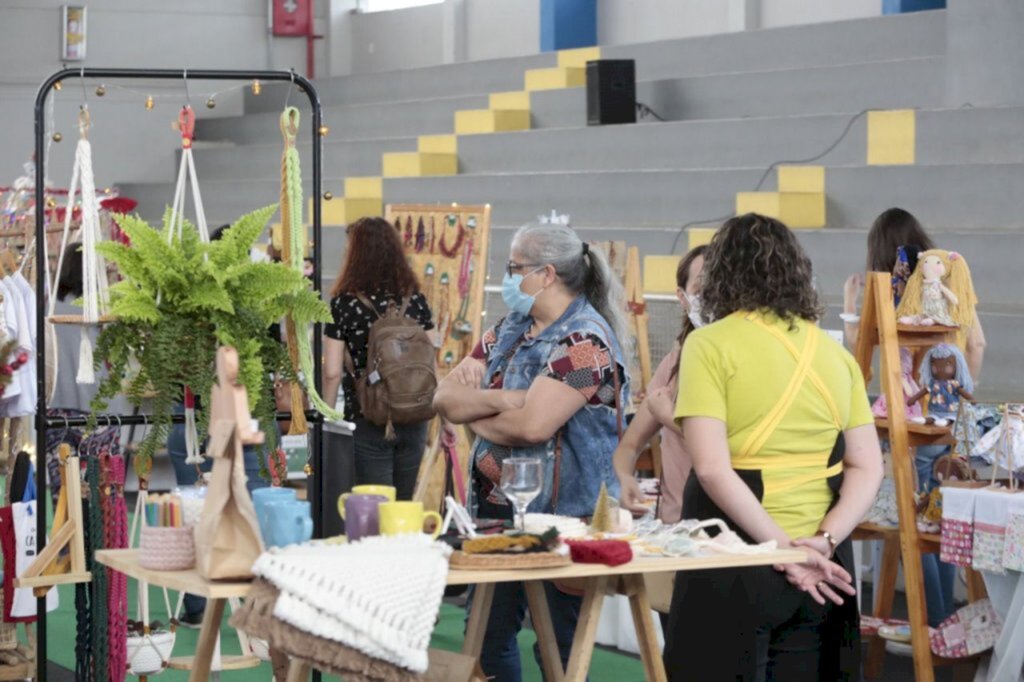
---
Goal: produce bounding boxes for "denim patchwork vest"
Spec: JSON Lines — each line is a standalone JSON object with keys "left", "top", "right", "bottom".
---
{"left": 471, "top": 296, "right": 629, "bottom": 517}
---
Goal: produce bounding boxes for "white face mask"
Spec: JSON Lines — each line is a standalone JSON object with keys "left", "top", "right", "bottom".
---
{"left": 683, "top": 292, "right": 705, "bottom": 328}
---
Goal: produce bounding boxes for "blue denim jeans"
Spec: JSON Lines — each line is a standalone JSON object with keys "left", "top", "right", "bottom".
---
{"left": 168, "top": 412, "right": 269, "bottom": 617}
{"left": 915, "top": 443, "right": 957, "bottom": 627}
{"left": 468, "top": 495, "right": 585, "bottom": 682}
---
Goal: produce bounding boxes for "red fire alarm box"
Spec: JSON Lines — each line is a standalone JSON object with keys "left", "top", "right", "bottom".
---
{"left": 273, "top": 0, "right": 311, "bottom": 37}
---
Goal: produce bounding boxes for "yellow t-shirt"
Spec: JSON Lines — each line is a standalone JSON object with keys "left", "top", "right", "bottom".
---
{"left": 674, "top": 311, "right": 874, "bottom": 538}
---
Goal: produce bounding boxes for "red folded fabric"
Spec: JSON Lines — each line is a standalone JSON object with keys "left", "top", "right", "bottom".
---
{"left": 566, "top": 539, "right": 633, "bottom": 567}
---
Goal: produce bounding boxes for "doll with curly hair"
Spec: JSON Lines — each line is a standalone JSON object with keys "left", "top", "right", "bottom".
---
{"left": 907, "top": 343, "right": 975, "bottom": 427}
{"left": 896, "top": 249, "right": 976, "bottom": 330}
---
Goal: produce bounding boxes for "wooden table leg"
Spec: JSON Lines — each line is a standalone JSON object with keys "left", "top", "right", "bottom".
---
{"left": 524, "top": 581, "right": 565, "bottom": 682}
{"left": 563, "top": 575, "right": 610, "bottom": 682}
{"left": 866, "top": 537, "right": 899, "bottom": 679}
{"left": 965, "top": 567, "right": 988, "bottom": 603}
{"left": 189, "top": 598, "right": 226, "bottom": 682}
{"left": 622, "top": 574, "right": 667, "bottom": 682}
{"left": 462, "top": 583, "right": 496, "bottom": 659}
{"left": 285, "top": 658, "right": 311, "bottom": 682}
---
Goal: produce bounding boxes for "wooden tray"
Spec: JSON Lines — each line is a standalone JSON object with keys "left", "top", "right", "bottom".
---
{"left": 450, "top": 551, "right": 571, "bottom": 571}
{"left": 48, "top": 313, "right": 115, "bottom": 325}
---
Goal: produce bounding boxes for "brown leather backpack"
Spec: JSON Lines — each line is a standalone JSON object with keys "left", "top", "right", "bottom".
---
{"left": 345, "top": 295, "right": 437, "bottom": 437}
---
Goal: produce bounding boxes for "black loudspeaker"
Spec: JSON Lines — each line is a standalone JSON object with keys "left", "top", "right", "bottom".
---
{"left": 586, "top": 59, "right": 636, "bottom": 126}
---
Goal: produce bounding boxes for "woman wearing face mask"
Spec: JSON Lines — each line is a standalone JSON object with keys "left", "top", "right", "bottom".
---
{"left": 614, "top": 245, "right": 706, "bottom": 524}
{"left": 433, "top": 223, "right": 630, "bottom": 682}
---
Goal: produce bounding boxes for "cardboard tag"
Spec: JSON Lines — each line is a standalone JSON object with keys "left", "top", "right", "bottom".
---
{"left": 367, "top": 370, "right": 381, "bottom": 385}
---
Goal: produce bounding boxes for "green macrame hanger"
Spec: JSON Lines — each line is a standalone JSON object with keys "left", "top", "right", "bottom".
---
{"left": 280, "top": 106, "right": 343, "bottom": 424}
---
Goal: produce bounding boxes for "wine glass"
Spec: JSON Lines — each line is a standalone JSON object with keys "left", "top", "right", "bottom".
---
{"left": 500, "top": 457, "right": 542, "bottom": 532}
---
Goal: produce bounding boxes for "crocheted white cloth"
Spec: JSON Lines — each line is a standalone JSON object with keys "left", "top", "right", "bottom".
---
{"left": 251, "top": 534, "right": 451, "bottom": 672}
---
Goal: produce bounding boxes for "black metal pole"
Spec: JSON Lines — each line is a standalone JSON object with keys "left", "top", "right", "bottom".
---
{"left": 33, "top": 67, "right": 324, "bottom": 681}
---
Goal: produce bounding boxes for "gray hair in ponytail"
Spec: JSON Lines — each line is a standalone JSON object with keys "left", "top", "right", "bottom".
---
{"left": 512, "top": 223, "right": 632, "bottom": 357}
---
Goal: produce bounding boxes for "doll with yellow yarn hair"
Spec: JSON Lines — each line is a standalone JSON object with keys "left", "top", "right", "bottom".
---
{"left": 896, "top": 249, "right": 976, "bottom": 331}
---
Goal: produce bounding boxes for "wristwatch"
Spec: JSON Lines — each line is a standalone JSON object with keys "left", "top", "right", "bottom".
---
{"left": 817, "top": 529, "right": 839, "bottom": 558}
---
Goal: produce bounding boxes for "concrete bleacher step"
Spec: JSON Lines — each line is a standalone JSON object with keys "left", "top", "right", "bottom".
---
{"left": 118, "top": 161, "right": 1024, "bottom": 233}
{"left": 381, "top": 151, "right": 458, "bottom": 177}
{"left": 243, "top": 11, "right": 943, "bottom": 114}
{"left": 188, "top": 106, "right": 1024, "bottom": 185}
{"left": 454, "top": 108, "right": 530, "bottom": 135}
{"left": 529, "top": 57, "right": 943, "bottom": 129}
{"left": 196, "top": 93, "right": 490, "bottom": 145}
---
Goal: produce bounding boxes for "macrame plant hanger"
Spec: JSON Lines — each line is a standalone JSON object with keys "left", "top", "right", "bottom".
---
{"left": 49, "top": 104, "right": 111, "bottom": 385}
{"left": 167, "top": 101, "right": 209, "bottom": 466}
{"left": 279, "top": 106, "right": 341, "bottom": 424}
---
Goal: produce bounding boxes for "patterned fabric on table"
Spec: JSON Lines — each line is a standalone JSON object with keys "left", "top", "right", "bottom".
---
{"left": 1003, "top": 510, "right": 1024, "bottom": 572}
{"left": 972, "top": 488, "right": 1024, "bottom": 575}
{"left": 940, "top": 485, "right": 978, "bottom": 567}
{"left": 929, "top": 598, "right": 1003, "bottom": 659}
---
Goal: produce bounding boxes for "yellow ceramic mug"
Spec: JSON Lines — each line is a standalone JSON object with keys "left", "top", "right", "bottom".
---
{"left": 378, "top": 501, "right": 443, "bottom": 539}
{"left": 338, "top": 485, "right": 397, "bottom": 520}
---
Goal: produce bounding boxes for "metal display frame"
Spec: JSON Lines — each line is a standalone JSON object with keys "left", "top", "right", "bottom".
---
{"left": 32, "top": 67, "right": 326, "bottom": 680}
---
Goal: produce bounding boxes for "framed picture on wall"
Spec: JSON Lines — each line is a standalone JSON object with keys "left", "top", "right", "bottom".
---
{"left": 61, "top": 5, "right": 87, "bottom": 61}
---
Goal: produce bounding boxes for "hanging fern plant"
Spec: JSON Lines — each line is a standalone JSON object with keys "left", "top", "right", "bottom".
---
{"left": 90, "top": 203, "right": 332, "bottom": 466}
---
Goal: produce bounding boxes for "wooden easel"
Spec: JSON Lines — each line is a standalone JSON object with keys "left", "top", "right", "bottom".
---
{"left": 852, "top": 272, "right": 984, "bottom": 681}
{"left": 15, "top": 446, "right": 90, "bottom": 592}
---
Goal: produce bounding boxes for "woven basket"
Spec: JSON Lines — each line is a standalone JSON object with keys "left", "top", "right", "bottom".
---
{"left": 139, "top": 526, "right": 196, "bottom": 571}
{"left": 126, "top": 629, "right": 175, "bottom": 675}
{"left": 0, "top": 593, "right": 16, "bottom": 651}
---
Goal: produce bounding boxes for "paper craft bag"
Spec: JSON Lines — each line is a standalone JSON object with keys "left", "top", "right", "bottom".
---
{"left": 194, "top": 347, "right": 266, "bottom": 580}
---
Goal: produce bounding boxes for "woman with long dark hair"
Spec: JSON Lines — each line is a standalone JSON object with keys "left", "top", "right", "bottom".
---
{"left": 664, "top": 214, "right": 883, "bottom": 681}
{"left": 322, "top": 217, "right": 434, "bottom": 500}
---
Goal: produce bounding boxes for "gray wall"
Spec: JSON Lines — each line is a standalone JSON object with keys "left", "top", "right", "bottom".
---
{"left": 0, "top": 0, "right": 329, "bottom": 185}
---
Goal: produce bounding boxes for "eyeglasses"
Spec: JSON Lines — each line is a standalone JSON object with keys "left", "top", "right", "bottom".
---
{"left": 505, "top": 261, "right": 543, "bottom": 278}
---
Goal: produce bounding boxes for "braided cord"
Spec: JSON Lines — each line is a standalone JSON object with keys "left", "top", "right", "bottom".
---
{"left": 281, "top": 108, "right": 342, "bottom": 421}
{"left": 88, "top": 451, "right": 108, "bottom": 681}
{"left": 75, "top": 496, "right": 92, "bottom": 679}
{"left": 104, "top": 454, "right": 128, "bottom": 681}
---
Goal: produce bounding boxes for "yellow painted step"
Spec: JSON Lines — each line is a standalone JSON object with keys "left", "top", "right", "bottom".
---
{"left": 643, "top": 255, "right": 681, "bottom": 294}
{"left": 454, "top": 108, "right": 531, "bottom": 135}
{"left": 418, "top": 134, "right": 458, "bottom": 154}
{"left": 868, "top": 109, "right": 916, "bottom": 165}
{"left": 688, "top": 227, "right": 717, "bottom": 250}
{"left": 777, "top": 166, "right": 825, "bottom": 193}
{"left": 338, "top": 197, "right": 383, "bottom": 224}
{"left": 488, "top": 91, "right": 531, "bottom": 110}
{"left": 735, "top": 191, "right": 825, "bottom": 229}
{"left": 524, "top": 66, "right": 585, "bottom": 91}
{"left": 307, "top": 196, "right": 348, "bottom": 227}
{"left": 343, "top": 176, "right": 383, "bottom": 199}
{"left": 558, "top": 46, "right": 601, "bottom": 68}
{"left": 382, "top": 151, "right": 458, "bottom": 178}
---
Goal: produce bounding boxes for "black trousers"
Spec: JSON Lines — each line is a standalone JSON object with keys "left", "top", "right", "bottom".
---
{"left": 663, "top": 563, "right": 829, "bottom": 682}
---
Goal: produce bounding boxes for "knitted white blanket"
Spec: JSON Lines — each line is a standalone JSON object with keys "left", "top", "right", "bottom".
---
{"left": 251, "top": 535, "right": 451, "bottom": 672}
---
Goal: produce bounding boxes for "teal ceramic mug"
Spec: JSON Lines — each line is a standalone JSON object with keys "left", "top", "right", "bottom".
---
{"left": 252, "top": 487, "right": 296, "bottom": 544}
{"left": 263, "top": 499, "right": 313, "bottom": 548}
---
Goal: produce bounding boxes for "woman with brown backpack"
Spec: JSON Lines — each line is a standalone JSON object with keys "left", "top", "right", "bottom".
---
{"left": 323, "top": 217, "right": 437, "bottom": 500}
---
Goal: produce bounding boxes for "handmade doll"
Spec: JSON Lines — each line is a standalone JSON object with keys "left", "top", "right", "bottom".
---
{"left": 907, "top": 343, "right": 975, "bottom": 427}
{"left": 896, "top": 250, "right": 976, "bottom": 331}
{"left": 871, "top": 347, "right": 924, "bottom": 420}
{"left": 891, "top": 245, "right": 922, "bottom": 308}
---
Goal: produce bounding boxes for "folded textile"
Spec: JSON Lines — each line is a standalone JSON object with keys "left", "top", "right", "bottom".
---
{"left": 1003, "top": 511, "right": 1024, "bottom": 572}
{"left": 940, "top": 486, "right": 978, "bottom": 567}
{"left": 251, "top": 534, "right": 450, "bottom": 673}
{"left": 566, "top": 539, "right": 633, "bottom": 566}
{"left": 972, "top": 489, "right": 1024, "bottom": 575}
{"left": 929, "top": 598, "right": 1002, "bottom": 659}
{"left": 229, "top": 578, "right": 420, "bottom": 682}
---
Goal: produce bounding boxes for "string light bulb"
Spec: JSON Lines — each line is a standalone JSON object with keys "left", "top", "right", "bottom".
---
{"left": 95, "top": 84, "right": 106, "bottom": 97}
{"left": 206, "top": 97, "right": 216, "bottom": 109}
{"left": 318, "top": 125, "right": 329, "bottom": 137}
{"left": 53, "top": 81, "right": 62, "bottom": 91}
{"left": 251, "top": 79, "right": 262, "bottom": 95}
{"left": 145, "top": 95, "right": 154, "bottom": 110}
{"left": 52, "top": 132, "right": 63, "bottom": 143}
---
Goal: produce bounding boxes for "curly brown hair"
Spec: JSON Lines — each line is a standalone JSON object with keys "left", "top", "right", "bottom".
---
{"left": 700, "top": 213, "right": 822, "bottom": 325}
{"left": 330, "top": 216, "right": 420, "bottom": 298}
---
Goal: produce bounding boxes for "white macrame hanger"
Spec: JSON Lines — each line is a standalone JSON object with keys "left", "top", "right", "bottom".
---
{"left": 49, "top": 97, "right": 109, "bottom": 386}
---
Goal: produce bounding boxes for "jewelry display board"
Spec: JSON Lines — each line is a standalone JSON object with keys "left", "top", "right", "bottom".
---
{"left": 384, "top": 203, "right": 491, "bottom": 512}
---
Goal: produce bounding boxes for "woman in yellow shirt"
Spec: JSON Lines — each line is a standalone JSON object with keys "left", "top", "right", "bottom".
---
{"left": 663, "top": 214, "right": 883, "bottom": 681}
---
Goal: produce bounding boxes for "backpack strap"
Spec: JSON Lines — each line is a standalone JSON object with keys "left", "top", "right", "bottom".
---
{"left": 354, "top": 293, "right": 383, "bottom": 320}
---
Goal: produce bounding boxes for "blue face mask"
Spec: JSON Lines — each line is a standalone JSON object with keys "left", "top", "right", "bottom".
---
{"left": 502, "top": 271, "right": 540, "bottom": 315}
